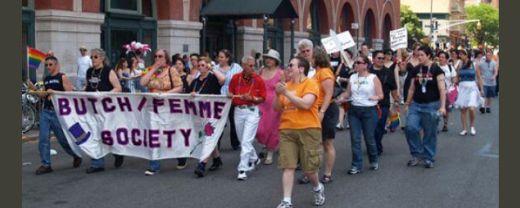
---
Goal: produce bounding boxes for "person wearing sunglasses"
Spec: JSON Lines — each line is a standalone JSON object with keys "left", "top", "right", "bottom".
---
{"left": 140, "top": 49, "right": 185, "bottom": 176}
{"left": 454, "top": 49, "right": 484, "bottom": 136}
{"left": 370, "top": 50, "right": 399, "bottom": 157}
{"left": 191, "top": 57, "right": 226, "bottom": 178}
{"left": 337, "top": 56, "right": 383, "bottom": 175}
{"left": 404, "top": 46, "right": 446, "bottom": 169}
{"left": 212, "top": 49, "right": 243, "bottom": 151}
{"left": 274, "top": 56, "right": 325, "bottom": 208}
{"left": 34, "top": 56, "right": 83, "bottom": 175}
{"left": 84, "top": 48, "right": 124, "bottom": 174}
{"left": 228, "top": 56, "right": 266, "bottom": 180}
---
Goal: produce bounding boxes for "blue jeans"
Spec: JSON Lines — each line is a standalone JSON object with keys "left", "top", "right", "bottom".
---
{"left": 348, "top": 105, "right": 379, "bottom": 169}
{"left": 405, "top": 101, "right": 440, "bottom": 162}
{"left": 374, "top": 106, "right": 390, "bottom": 155}
{"left": 149, "top": 158, "right": 187, "bottom": 171}
{"left": 39, "top": 109, "right": 78, "bottom": 167}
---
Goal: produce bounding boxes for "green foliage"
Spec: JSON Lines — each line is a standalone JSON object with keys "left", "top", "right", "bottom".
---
{"left": 400, "top": 5, "right": 425, "bottom": 48}
{"left": 465, "top": 4, "right": 499, "bottom": 47}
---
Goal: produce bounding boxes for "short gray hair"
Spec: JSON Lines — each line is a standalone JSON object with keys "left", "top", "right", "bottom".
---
{"left": 241, "top": 55, "right": 255, "bottom": 64}
{"left": 90, "top": 48, "right": 109, "bottom": 66}
{"left": 297, "top": 39, "right": 313, "bottom": 51}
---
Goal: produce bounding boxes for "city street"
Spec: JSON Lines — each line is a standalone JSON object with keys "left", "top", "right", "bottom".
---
{"left": 22, "top": 100, "right": 499, "bottom": 208}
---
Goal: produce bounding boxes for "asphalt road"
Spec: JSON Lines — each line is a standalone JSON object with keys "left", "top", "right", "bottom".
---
{"left": 22, "top": 100, "right": 499, "bottom": 208}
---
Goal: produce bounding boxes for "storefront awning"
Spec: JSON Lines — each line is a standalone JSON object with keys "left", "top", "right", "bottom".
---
{"left": 200, "top": 0, "right": 298, "bottom": 19}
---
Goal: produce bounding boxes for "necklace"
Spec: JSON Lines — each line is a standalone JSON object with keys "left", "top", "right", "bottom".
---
{"left": 419, "top": 65, "right": 432, "bottom": 93}
{"left": 193, "top": 74, "right": 209, "bottom": 94}
{"left": 237, "top": 75, "right": 255, "bottom": 97}
{"left": 89, "top": 67, "right": 104, "bottom": 91}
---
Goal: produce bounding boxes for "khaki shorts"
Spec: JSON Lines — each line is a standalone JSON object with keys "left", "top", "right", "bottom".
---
{"left": 278, "top": 128, "right": 322, "bottom": 172}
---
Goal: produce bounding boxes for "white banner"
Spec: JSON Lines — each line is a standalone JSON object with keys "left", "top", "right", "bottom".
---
{"left": 51, "top": 92, "right": 232, "bottom": 161}
{"left": 390, "top": 27, "right": 408, "bottom": 50}
{"left": 321, "top": 30, "right": 356, "bottom": 54}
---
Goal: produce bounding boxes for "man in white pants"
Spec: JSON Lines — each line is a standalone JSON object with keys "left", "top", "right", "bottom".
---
{"left": 75, "top": 46, "right": 92, "bottom": 90}
{"left": 228, "top": 56, "right": 266, "bottom": 180}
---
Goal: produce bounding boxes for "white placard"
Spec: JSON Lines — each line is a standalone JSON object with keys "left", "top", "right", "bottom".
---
{"left": 390, "top": 27, "right": 408, "bottom": 50}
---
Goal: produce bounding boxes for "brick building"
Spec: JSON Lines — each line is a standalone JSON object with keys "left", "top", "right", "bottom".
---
{"left": 22, "top": 0, "right": 400, "bottom": 82}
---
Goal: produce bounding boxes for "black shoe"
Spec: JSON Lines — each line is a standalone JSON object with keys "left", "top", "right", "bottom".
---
{"left": 114, "top": 155, "right": 124, "bottom": 168}
{"left": 232, "top": 146, "right": 240, "bottom": 151}
{"left": 176, "top": 158, "right": 188, "bottom": 170}
{"left": 194, "top": 162, "right": 206, "bottom": 178}
{"left": 486, "top": 108, "right": 491, "bottom": 113}
{"left": 86, "top": 167, "right": 105, "bottom": 174}
{"left": 442, "top": 125, "right": 448, "bottom": 132}
{"left": 424, "top": 160, "right": 435, "bottom": 168}
{"left": 73, "top": 157, "right": 82, "bottom": 168}
{"left": 208, "top": 157, "right": 223, "bottom": 171}
{"left": 35, "top": 165, "right": 53, "bottom": 175}
{"left": 479, "top": 107, "right": 486, "bottom": 114}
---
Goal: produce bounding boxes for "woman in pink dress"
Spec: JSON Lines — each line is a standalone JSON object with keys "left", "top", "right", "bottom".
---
{"left": 256, "top": 49, "right": 284, "bottom": 165}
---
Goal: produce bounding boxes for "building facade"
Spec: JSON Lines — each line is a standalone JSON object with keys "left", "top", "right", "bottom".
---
{"left": 22, "top": 0, "right": 400, "bottom": 82}
{"left": 401, "top": 0, "right": 468, "bottom": 49}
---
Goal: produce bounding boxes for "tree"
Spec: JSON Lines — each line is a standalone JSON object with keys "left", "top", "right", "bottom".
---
{"left": 465, "top": 4, "right": 499, "bottom": 47}
{"left": 400, "top": 5, "right": 425, "bottom": 48}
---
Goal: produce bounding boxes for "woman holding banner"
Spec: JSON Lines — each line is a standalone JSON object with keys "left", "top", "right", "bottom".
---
{"left": 85, "top": 48, "right": 124, "bottom": 174}
{"left": 191, "top": 57, "right": 226, "bottom": 177}
{"left": 140, "top": 49, "right": 185, "bottom": 176}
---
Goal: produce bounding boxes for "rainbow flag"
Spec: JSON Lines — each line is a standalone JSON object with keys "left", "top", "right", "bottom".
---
{"left": 386, "top": 111, "right": 400, "bottom": 131}
{"left": 27, "top": 47, "right": 47, "bottom": 71}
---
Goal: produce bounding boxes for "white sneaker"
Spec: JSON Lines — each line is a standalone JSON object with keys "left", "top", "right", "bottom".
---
{"left": 246, "top": 159, "right": 261, "bottom": 171}
{"left": 313, "top": 183, "right": 325, "bottom": 206}
{"left": 237, "top": 171, "right": 247, "bottom": 180}
{"left": 459, "top": 130, "right": 468, "bottom": 136}
{"left": 276, "top": 201, "right": 292, "bottom": 208}
{"left": 470, "top": 127, "right": 476, "bottom": 136}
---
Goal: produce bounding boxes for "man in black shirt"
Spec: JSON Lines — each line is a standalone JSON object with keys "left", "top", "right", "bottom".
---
{"left": 370, "top": 51, "right": 400, "bottom": 156}
{"left": 34, "top": 56, "right": 82, "bottom": 175}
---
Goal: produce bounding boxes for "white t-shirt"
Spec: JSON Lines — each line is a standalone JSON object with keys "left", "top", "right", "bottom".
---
{"left": 307, "top": 67, "right": 316, "bottom": 78}
{"left": 349, "top": 73, "right": 378, "bottom": 107}
{"left": 77, "top": 56, "right": 92, "bottom": 78}
{"left": 439, "top": 64, "right": 457, "bottom": 89}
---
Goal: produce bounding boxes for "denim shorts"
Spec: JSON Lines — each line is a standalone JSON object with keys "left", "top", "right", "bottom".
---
{"left": 484, "top": 85, "right": 497, "bottom": 98}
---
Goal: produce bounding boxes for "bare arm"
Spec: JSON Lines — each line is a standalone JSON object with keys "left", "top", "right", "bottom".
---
{"left": 405, "top": 78, "right": 416, "bottom": 105}
{"left": 140, "top": 66, "right": 158, "bottom": 87}
{"left": 475, "top": 64, "right": 484, "bottom": 92}
{"left": 166, "top": 67, "right": 183, "bottom": 93}
{"left": 109, "top": 70, "right": 122, "bottom": 92}
{"left": 436, "top": 74, "right": 447, "bottom": 113}
{"left": 212, "top": 68, "right": 226, "bottom": 85}
{"left": 372, "top": 76, "right": 384, "bottom": 101}
{"left": 62, "top": 75, "right": 74, "bottom": 91}
{"left": 319, "top": 78, "right": 334, "bottom": 113}
{"left": 273, "top": 94, "right": 283, "bottom": 112}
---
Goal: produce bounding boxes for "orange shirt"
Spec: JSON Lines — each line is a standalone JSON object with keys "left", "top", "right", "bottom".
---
{"left": 313, "top": 67, "right": 335, "bottom": 107}
{"left": 229, "top": 72, "right": 266, "bottom": 106}
{"left": 279, "top": 78, "right": 321, "bottom": 130}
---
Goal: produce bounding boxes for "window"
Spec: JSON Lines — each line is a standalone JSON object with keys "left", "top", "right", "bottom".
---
{"left": 111, "top": 0, "right": 138, "bottom": 11}
{"left": 142, "top": 0, "right": 153, "bottom": 17}
{"left": 22, "top": 0, "right": 28, "bottom": 7}
{"left": 106, "top": 0, "right": 156, "bottom": 18}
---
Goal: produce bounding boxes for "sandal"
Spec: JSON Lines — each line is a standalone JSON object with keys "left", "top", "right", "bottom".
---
{"left": 320, "top": 175, "right": 333, "bottom": 184}
{"left": 297, "top": 175, "right": 310, "bottom": 184}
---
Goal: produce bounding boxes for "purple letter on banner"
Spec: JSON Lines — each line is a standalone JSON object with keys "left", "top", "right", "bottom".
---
{"left": 116, "top": 128, "right": 129, "bottom": 145}
{"left": 117, "top": 97, "right": 132, "bottom": 112}
{"left": 57, "top": 98, "right": 71, "bottom": 116}
{"left": 131, "top": 129, "right": 142, "bottom": 146}
{"left": 184, "top": 99, "right": 197, "bottom": 115}
{"left": 73, "top": 98, "right": 87, "bottom": 115}
{"left": 102, "top": 97, "right": 116, "bottom": 113}
{"left": 138, "top": 97, "right": 147, "bottom": 112}
{"left": 169, "top": 99, "right": 183, "bottom": 113}
{"left": 87, "top": 97, "right": 98, "bottom": 114}
{"left": 214, "top": 101, "right": 226, "bottom": 119}
{"left": 180, "top": 129, "right": 192, "bottom": 147}
{"left": 153, "top": 98, "right": 164, "bottom": 114}
{"left": 164, "top": 130, "right": 176, "bottom": 148}
{"left": 149, "top": 129, "right": 160, "bottom": 148}
{"left": 101, "top": 131, "right": 114, "bottom": 146}
{"left": 198, "top": 101, "right": 211, "bottom": 118}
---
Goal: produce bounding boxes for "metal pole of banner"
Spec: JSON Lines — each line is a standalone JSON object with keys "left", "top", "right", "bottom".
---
{"left": 290, "top": 19, "right": 295, "bottom": 59}
{"left": 202, "top": 16, "right": 207, "bottom": 54}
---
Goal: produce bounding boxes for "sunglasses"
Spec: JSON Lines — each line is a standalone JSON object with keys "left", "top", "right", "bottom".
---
{"left": 154, "top": 55, "right": 164, "bottom": 58}
{"left": 90, "top": 55, "right": 99, "bottom": 59}
{"left": 45, "top": 63, "right": 54, "bottom": 67}
{"left": 376, "top": 57, "right": 385, "bottom": 60}
{"left": 288, "top": 63, "right": 297, "bottom": 68}
{"left": 355, "top": 61, "right": 366, "bottom": 65}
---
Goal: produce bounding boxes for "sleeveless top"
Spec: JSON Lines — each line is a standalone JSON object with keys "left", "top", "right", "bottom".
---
{"left": 43, "top": 72, "right": 65, "bottom": 109}
{"left": 86, "top": 66, "right": 114, "bottom": 92}
{"left": 458, "top": 63, "right": 476, "bottom": 82}
{"left": 349, "top": 73, "right": 378, "bottom": 107}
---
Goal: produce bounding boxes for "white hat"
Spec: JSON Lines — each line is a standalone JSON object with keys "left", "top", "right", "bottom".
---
{"left": 263, "top": 49, "right": 281, "bottom": 64}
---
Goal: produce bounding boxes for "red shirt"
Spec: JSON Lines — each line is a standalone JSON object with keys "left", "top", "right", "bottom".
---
{"left": 229, "top": 72, "right": 266, "bottom": 106}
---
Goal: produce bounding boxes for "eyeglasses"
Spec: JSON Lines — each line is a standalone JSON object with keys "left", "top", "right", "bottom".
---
{"left": 154, "top": 55, "right": 164, "bottom": 58}
{"left": 355, "top": 61, "right": 366, "bottom": 65}
{"left": 90, "top": 55, "right": 99, "bottom": 59}
{"left": 44, "top": 63, "right": 54, "bottom": 67}
{"left": 288, "top": 63, "right": 297, "bottom": 68}
{"left": 199, "top": 64, "right": 206, "bottom": 68}
{"left": 376, "top": 57, "right": 385, "bottom": 60}
{"left": 247, "top": 64, "right": 255, "bottom": 68}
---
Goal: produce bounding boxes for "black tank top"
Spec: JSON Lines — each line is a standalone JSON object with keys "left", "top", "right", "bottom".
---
{"left": 43, "top": 72, "right": 64, "bottom": 109}
{"left": 86, "top": 65, "right": 114, "bottom": 92}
